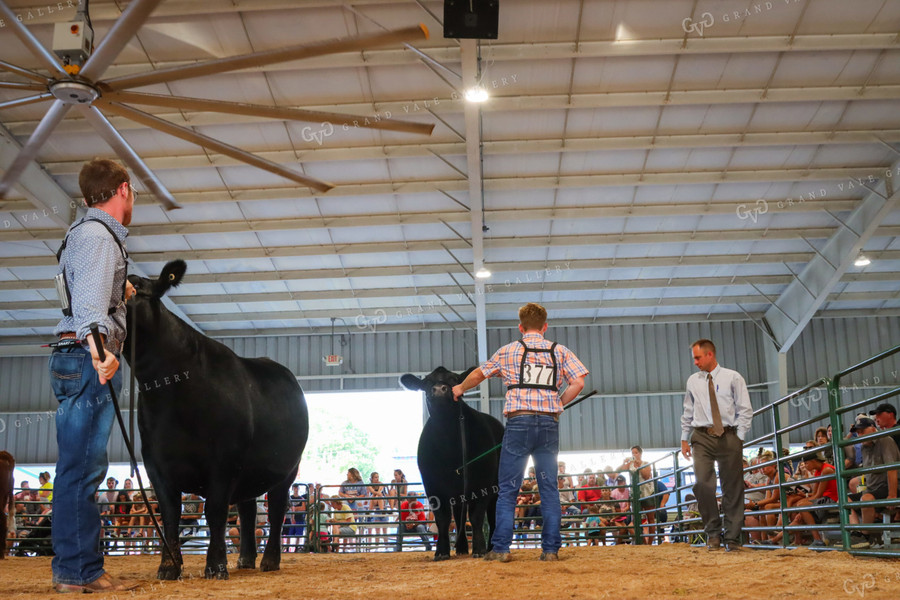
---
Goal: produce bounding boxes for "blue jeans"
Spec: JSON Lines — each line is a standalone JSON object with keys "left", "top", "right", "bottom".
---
{"left": 394, "top": 524, "right": 432, "bottom": 551}
{"left": 49, "top": 346, "right": 121, "bottom": 585}
{"left": 491, "top": 414, "right": 561, "bottom": 554}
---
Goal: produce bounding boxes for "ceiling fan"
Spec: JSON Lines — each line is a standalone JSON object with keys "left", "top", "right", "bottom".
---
{"left": 0, "top": 0, "right": 435, "bottom": 210}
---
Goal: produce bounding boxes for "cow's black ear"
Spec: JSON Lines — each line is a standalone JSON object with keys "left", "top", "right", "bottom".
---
{"left": 153, "top": 260, "right": 187, "bottom": 298}
{"left": 399, "top": 373, "right": 424, "bottom": 391}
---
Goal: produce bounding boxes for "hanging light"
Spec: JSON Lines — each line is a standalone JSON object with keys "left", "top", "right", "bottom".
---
{"left": 854, "top": 255, "right": 871, "bottom": 267}
{"left": 475, "top": 267, "right": 491, "bottom": 279}
{"left": 464, "top": 86, "right": 489, "bottom": 103}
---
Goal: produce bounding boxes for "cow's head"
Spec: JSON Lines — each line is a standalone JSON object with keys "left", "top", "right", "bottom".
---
{"left": 125, "top": 260, "right": 187, "bottom": 344}
{"left": 128, "top": 260, "right": 187, "bottom": 300}
{"left": 400, "top": 366, "right": 476, "bottom": 413}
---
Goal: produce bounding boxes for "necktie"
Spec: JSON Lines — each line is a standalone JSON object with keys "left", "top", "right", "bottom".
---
{"left": 707, "top": 373, "right": 725, "bottom": 437}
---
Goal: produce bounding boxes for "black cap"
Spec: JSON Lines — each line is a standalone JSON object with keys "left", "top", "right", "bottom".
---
{"left": 615, "top": 475, "right": 626, "bottom": 482}
{"left": 853, "top": 417, "right": 877, "bottom": 431}
{"left": 869, "top": 403, "right": 896, "bottom": 417}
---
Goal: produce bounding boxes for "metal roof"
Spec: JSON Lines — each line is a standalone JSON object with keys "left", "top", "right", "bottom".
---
{"left": 1, "top": 0, "right": 899, "bottom": 355}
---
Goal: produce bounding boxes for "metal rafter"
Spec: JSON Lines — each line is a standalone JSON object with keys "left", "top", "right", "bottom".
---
{"left": 763, "top": 158, "right": 900, "bottom": 351}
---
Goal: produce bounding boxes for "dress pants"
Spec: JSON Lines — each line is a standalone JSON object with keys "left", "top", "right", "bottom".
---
{"left": 690, "top": 428, "right": 744, "bottom": 544}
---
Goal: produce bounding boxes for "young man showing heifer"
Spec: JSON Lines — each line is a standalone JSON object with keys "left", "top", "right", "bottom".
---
{"left": 48, "top": 158, "right": 137, "bottom": 593}
{"left": 452, "top": 302, "right": 588, "bottom": 561}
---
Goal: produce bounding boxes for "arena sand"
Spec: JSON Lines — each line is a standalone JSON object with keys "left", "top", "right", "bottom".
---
{"left": 2, "top": 544, "right": 899, "bottom": 599}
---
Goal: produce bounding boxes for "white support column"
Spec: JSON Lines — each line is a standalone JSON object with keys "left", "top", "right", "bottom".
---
{"left": 459, "top": 39, "right": 490, "bottom": 414}
{"left": 764, "top": 340, "right": 790, "bottom": 451}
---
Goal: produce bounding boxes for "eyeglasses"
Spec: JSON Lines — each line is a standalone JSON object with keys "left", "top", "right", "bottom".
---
{"left": 128, "top": 182, "right": 137, "bottom": 201}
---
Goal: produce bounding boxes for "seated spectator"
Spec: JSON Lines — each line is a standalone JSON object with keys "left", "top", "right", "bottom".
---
{"left": 128, "top": 492, "right": 150, "bottom": 543}
{"left": 814, "top": 427, "right": 834, "bottom": 464}
{"left": 744, "top": 451, "right": 780, "bottom": 543}
{"left": 13, "top": 481, "right": 31, "bottom": 513}
{"left": 654, "top": 479, "right": 671, "bottom": 542}
{"left": 394, "top": 492, "right": 431, "bottom": 552}
{"left": 326, "top": 497, "right": 355, "bottom": 552}
{"left": 848, "top": 418, "right": 900, "bottom": 548}
{"left": 113, "top": 491, "right": 131, "bottom": 539}
{"left": 516, "top": 480, "right": 537, "bottom": 530}
{"left": 743, "top": 457, "right": 768, "bottom": 543}
{"left": 577, "top": 472, "right": 603, "bottom": 513}
{"left": 37, "top": 472, "right": 53, "bottom": 514}
{"left": 558, "top": 461, "right": 574, "bottom": 491}
{"left": 181, "top": 493, "right": 204, "bottom": 538}
{"left": 339, "top": 468, "right": 365, "bottom": 512}
{"left": 871, "top": 403, "right": 900, "bottom": 450}
{"left": 388, "top": 469, "right": 408, "bottom": 510}
{"left": 609, "top": 474, "right": 631, "bottom": 544}
{"left": 794, "top": 451, "right": 838, "bottom": 547}
{"left": 123, "top": 478, "right": 135, "bottom": 499}
{"left": 558, "top": 475, "right": 580, "bottom": 526}
{"left": 603, "top": 466, "right": 617, "bottom": 487}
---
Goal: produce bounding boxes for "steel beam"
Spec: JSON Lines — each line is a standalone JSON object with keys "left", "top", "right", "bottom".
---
{"left": 763, "top": 158, "right": 900, "bottom": 351}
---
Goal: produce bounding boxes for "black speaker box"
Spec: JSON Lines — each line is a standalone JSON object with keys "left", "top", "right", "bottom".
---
{"left": 443, "top": 0, "right": 499, "bottom": 40}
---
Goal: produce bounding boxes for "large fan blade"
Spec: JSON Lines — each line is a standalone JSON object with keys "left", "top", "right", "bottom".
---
{"left": 0, "top": 81, "right": 47, "bottom": 92}
{"left": 79, "top": 0, "right": 164, "bottom": 81}
{"left": 78, "top": 104, "right": 181, "bottom": 210}
{"left": 0, "top": 99, "right": 70, "bottom": 198}
{"left": 0, "top": 59, "right": 51, "bottom": 84}
{"left": 104, "top": 90, "right": 435, "bottom": 136}
{"left": 0, "top": 93, "right": 52, "bottom": 111}
{"left": 0, "top": 2, "right": 68, "bottom": 79}
{"left": 104, "top": 24, "right": 430, "bottom": 91}
{"left": 97, "top": 101, "right": 334, "bottom": 193}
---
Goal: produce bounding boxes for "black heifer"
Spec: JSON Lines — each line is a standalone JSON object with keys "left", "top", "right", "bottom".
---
{"left": 124, "top": 260, "right": 308, "bottom": 580}
{"left": 400, "top": 367, "right": 504, "bottom": 560}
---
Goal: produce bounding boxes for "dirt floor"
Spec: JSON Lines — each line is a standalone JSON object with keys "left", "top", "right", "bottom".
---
{"left": 2, "top": 545, "right": 899, "bottom": 600}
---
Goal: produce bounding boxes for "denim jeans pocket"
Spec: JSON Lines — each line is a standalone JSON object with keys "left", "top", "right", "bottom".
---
{"left": 49, "top": 351, "right": 87, "bottom": 401}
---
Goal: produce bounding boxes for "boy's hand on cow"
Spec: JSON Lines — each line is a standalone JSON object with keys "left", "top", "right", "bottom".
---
{"left": 451, "top": 384, "right": 464, "bottom": 401}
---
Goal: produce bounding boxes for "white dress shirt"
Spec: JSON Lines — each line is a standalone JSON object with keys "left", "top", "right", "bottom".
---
{"left": 681, "top": 364, "right": 753, "bottom": 442}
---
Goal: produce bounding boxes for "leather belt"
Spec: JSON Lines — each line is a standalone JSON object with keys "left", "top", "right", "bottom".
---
{"left": 59, "top": 332, "right": 78, "bottom": 340}
{"left": 695, "top": 425, "right": 737, "bottom": 437}
{"left": 507, "top": 410, "right": 559, "bottom": 422}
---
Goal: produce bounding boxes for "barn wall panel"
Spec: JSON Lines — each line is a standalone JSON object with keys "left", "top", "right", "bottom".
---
{"left": 3, "top": 316, "right": 900, "bottom": 462}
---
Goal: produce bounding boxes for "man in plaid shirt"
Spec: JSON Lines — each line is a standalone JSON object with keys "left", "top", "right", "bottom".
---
{"left": 452, "top": 303, "right": 588, "bottom": 561}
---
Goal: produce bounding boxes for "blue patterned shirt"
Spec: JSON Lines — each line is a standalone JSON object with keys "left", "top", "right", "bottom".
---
{"left": 53, "top": 208, "right": 129, "bottom": 355}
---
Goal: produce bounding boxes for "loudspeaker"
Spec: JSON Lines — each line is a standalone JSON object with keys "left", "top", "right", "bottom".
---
{"left": 443, "top": 0, "right": 499, "bottom": 40}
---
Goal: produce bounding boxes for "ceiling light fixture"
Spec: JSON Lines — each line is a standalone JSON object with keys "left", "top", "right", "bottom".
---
{"left": 475, "top": 267, "right": 492, "bottom": 279}
{"left": 854, "top": 255, "right": 871, "bottom": 267}
{"left": 464, "top": 86, "right": 489, "bottom": 103}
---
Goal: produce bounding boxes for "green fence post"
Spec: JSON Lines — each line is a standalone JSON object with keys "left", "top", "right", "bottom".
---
{"left": 771, "top": 398, "right": 789, "bottom": 547}
{"left": 827, "top": 378, "right": 853, "bottom": 550}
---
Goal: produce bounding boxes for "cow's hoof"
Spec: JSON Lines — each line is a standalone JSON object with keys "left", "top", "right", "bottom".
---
{"left": 433, "top": 554, "right": 451, "bottom": 562}
{"left": 472, "top": 552, "right": 485, "bottom": 558}
{"left": 236, "top": 558, "right": 256, "bottom": 570}
{"left": 204, "top": 566, "right": 229, "bottom": 580}
{"left": 157, "top": 565, "right": 182, "bottom": 581}
{"left": 259, "top": 558, "right": 280, "bottom": 572}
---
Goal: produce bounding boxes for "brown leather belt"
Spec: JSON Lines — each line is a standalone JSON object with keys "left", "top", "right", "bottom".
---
{"left": 507, "top": 410, "right": 559, "bottom": 422}
{"left": 695, "top": 425, "right": 737, "bottom": 437}
{"left": 59, "top": 332, "right": 78, "bottom": 340}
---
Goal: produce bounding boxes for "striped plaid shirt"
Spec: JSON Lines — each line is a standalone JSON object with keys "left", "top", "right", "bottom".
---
{"left": 480, "top": 332, "right": 589, "bottom": 416}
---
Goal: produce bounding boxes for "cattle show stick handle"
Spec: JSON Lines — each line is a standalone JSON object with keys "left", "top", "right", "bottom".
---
{"left": 89, "top": 324, "right": 179, "bottom": 566}
{"left": 562, "top": 389, "right": 598, "bottom": 412}
{"left": 453, "top": 388, "right": 600, "bottom": 474}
